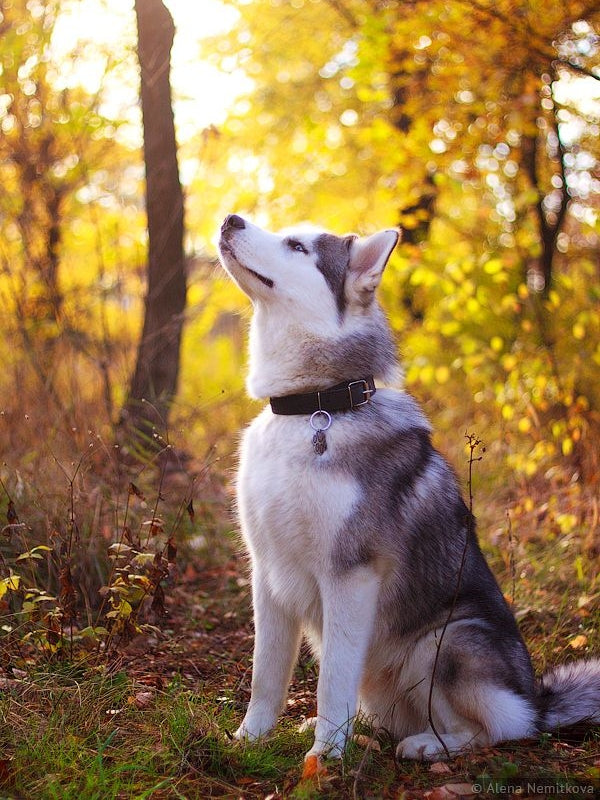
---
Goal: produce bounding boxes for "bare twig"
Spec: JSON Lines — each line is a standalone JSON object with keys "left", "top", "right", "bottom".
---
{"left": 507, "top": 509, "right": 516, "bottom": 606}
{"left": 426, "top": 433, "right": 484, "bottom": 758}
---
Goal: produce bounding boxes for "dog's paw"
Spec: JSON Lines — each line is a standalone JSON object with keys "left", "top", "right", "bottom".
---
{"left": 305, "top": 742, "right": 344, "bottom": 760}
{"left": 233, "top": 703, "right": 279, "bottom": 742}
{"left": 298, "top": 716, "right": 317, "bottom": 734}
{"left": 234, "top": 716, "right": 273, "bottom": 742}
{"left": 396, "top": 733, "right": 448, "bottom": 761}
{"left": 233, "top": 724, "right": 257, "bottom": 743}
{"left": 305, "top": 736, "right": 345, "bottom": 762}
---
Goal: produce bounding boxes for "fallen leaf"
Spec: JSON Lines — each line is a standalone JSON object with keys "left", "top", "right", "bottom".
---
{"left": 430, "top": 761, "right": 452, "bottom": 775}
{"left": 6, "top": 501, "right": 18, "bottom": 524}
{"left": 0, "top": 756, "right": 14, "bottom": 784}
{"left": 166, "top": 536, "right": 177, "bottom": 563}
{"left": 186, "top": 498, "right": 195, "bottom": 521}
{"left": 569, "top": 634, "right": 588, "bottom": 650}
{"left": 132, "top": 690, "right": 154, "bottom": 708}
{"left": 353, "top": 733, "right": 381, "bottom": 751}
{"left": 128, "top": 482, "right": 145, "bottom": 500}
{"left": 426, "top": 788, "right": 452, "bottom": 800}
{"left": 444, "top": 783, "right": 478, "bottom": 798}
{"left": 12, "top": 669, "right": 27, "bottom": 679}
{"left": 301, "top": 754, "right": 327, "bottom": 779}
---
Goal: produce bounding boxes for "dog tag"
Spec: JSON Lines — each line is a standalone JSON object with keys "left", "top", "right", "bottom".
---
{"left": 309, "top": 410, "right": 332, "bottom": 457}
{"left": 312, "top": 429, "right": 327, "bottom": 455}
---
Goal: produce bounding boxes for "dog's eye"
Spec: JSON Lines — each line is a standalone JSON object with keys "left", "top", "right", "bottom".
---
{"left": 287, "top": 239, "right": 308, "bottom": 255}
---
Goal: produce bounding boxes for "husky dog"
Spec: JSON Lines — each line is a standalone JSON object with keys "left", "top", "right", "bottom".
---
{"left": 217, "top": 213, "right": 600, "bottom": 763}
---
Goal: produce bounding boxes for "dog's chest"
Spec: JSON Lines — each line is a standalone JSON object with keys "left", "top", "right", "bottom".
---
{"left": 238, "top": 409, "right": 360, "bottom": 608}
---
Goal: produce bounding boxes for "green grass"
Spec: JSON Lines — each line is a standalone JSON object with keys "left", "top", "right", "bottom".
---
{"left": 0, "top": 669, "right": 313, "bottom": 798}
{"left": 1, "top": 604, "right": 598, "bottom": 799}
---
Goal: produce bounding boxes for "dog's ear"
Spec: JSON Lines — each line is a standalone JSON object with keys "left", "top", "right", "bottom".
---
{"left": 346, "top": 229, "right": 400, "bottom": 305}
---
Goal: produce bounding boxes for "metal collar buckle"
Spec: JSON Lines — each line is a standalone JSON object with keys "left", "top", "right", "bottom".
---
{"left": 348, "top": 379, "right": 373, "bottom": 408}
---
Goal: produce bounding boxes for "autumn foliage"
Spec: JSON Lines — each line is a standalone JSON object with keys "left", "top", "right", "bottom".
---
{"left": 0, "top": 1, "right": 599, "bottom": 794}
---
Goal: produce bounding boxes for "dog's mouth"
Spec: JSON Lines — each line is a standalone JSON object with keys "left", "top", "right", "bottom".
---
{"left": 245, "top": 267, "right": 274, "bottom": 288}
{"left": 219, "top": 239, "right": 274, "bottom": 289}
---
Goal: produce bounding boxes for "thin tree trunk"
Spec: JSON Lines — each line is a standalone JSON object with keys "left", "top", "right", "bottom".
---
{"left": 521, "top": 124, "right": 567, "bottom": 296}
{"left": 122, "top": 0, "right": 186, "bottom": 444}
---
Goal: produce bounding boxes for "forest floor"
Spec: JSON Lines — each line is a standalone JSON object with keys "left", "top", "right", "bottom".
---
{"left": 1, "top": 538, "right": 599, "bottom": 800}
{"left": 1, "top": 451, "right": 600, "bottom": 800}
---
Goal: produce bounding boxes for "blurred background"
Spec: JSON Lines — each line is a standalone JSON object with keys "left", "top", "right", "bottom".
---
{"left": 1, "top": 0, "right": 599, "bottom": 557}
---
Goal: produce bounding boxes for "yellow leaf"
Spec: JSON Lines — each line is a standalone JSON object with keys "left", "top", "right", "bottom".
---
{"left": 562, "top": 437, "right": 574, "bottom": 456}
{"left": 490, "top": 336, "right": 503, "bottom": 352}
{"left": 569, "top": 634, "right": 588, "bottom": 650}
{"left": 556, "top": 513, "right": 577, "bottom": 534}
{"left": 518, "top": 417, "right": 532, "bottom": 433}
{"left": 0, "top": 575, "right": 20, "bottom": 600}
{"left": 577, "top": 595, "right": 594, "bottom": 609}
{"left": 502, "top": 404, "right": 515, "bottom": 420}
{"left": 547, "top": 290, "right": 560, "bottom": 308}
{"left": 441, "top": 321, "right": 460, "bottom": 337}
{"left": 435, "top": 366, "right": 450, "bottom": 384}
{"left": 483, "top": 259, "right": 503, "bottom": 275}
{"left": 420, "top": 364, "right": 435, "bottom": 386}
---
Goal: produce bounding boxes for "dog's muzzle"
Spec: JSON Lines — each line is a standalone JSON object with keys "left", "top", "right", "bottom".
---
{"left": 219, "top": 214, "right": 275, "bottom": 289}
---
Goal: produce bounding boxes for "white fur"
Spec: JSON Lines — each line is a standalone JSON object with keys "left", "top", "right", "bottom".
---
{"left": 397, "top": 687, "right": 536, "bottom": 760}
{"left": 235, "top": 408, "right": 382, "bottom": 757}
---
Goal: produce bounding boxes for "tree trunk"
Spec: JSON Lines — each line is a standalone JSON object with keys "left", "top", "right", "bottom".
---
{"left": 520, "top": 122, "right": 568, "bottom": 296}
{"left": 122, "top": 0, "right": 186, "bottom": 443}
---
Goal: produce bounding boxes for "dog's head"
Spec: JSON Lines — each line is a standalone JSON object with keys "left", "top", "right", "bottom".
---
{"left": 217, "top": 214, "right": 400, "bottom": 396}
{"left": 218, "top": 214, "right": 398, "bottom": 315}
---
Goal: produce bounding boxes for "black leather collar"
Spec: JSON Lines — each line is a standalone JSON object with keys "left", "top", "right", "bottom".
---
{"left": 270, "top": 377, "right": 376, "bottom": 416}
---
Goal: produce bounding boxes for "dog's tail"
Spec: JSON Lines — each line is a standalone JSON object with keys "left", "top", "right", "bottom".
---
{"left": 537, "top": 658, "right": 600, "bottom": 729}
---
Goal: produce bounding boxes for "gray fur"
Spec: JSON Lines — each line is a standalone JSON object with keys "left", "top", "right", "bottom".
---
{"left": 298, "top": 312, "right": 400, "bottom": 390}
{"left": 538, "top": 660, "right": 600, "bottom": 728}
{"left": 307, "top": 387, "right": 539, "bottom": 739}
{"left": 313, "top": 233, "right": 354, "bottom": 317}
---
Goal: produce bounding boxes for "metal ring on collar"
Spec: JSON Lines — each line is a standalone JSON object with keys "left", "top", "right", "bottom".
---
{"left": 309, "top": 410, "right": 332, "bottom": 431}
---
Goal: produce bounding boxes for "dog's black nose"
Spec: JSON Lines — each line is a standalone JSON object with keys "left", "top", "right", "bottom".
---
{"left": 222, "top": 214, "right": 246, "bottom": 232}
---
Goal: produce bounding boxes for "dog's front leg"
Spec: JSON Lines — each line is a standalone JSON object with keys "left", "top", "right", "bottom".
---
{"left": 306, "top": 566, "right": 380, "bottom": 760}
{"left": 235, "top": 568, "right": 302, "bottom": 741}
